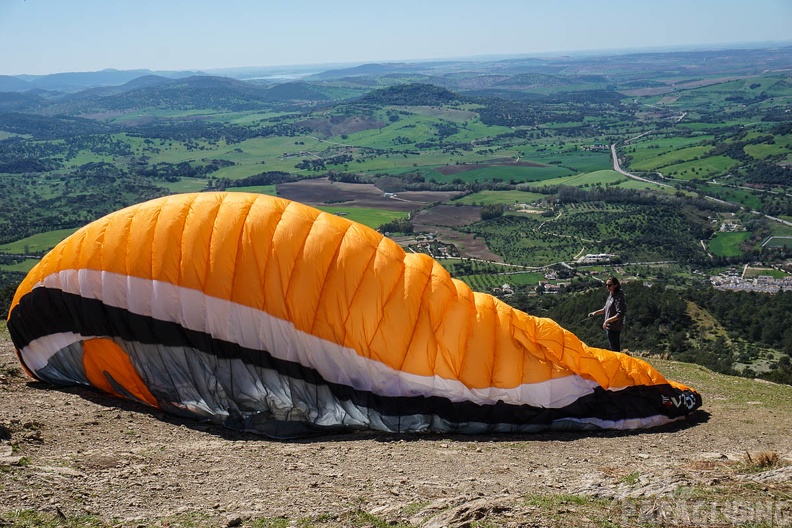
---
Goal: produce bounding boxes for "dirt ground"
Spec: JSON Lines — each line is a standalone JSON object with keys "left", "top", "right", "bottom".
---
{"left": 276, "top": 178, "right": 459, "bottom": 212}
{"left": 1, "top": 334, "right": 791, "bottom": 527}
{"left": 410, "top": 204, "right": 503, "bottom": 262}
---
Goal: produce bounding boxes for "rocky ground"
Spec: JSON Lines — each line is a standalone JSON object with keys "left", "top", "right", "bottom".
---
{"left": 1, "top": 333, "right": 791, "bottom": 527}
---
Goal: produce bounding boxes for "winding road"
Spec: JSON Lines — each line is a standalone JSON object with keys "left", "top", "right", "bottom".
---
{"left": 610, "top": 141, "right": 792, "bottom": 228}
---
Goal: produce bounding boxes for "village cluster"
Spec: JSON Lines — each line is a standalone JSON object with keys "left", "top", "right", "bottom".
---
{"left": 710, "top": 269, "right": 792, "bottom": 293}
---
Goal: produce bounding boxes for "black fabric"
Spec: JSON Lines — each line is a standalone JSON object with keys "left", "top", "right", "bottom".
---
{"left": 8, "top": 287, "right": 702, "bottom": 430}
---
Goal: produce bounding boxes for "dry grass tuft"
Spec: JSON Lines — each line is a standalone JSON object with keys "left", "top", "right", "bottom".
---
{"left": 743, "top": 450, "right": 781, "bottom": 470}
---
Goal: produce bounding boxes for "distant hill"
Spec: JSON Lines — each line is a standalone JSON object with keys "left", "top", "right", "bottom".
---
{"left": 0, "top": 92, "right": 46, "bottom": 113}
{"left": 4, "top": 45, "right": 791, "bottom": 99}
{"left": 0, "top": 75, "right": 31, "bottom": 92}
{"left": 120, "top": 75, "right": 176, "bottom": 91}
{"left": 0, "top": 112, "right": 114, "bottom": 139}
{"left": 309, "top": 61, "right": 459, "bottom": 80}
{"left": 90, "top": 75, "right": 277, "bottom": 112}
{"left": 59, "top": 75, "right": 177, "bottom": 101}
{"left": 359, "top": 82, "right": 460, "bottom": 106}
{"left": 10, "top": 69, "right": 204, "bottom": 93}
{"left": 265, "top": 82, "right": 329, "bottom": 101}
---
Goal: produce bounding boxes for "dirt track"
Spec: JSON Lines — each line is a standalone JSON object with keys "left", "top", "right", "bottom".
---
{"left": 1, "top": 335, "right": 791, "bottom": 527}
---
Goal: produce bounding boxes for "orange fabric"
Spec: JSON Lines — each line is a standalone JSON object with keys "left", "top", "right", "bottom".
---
{"left": 9, "top": 192, "right": 695, "bottom": 394}
{"left": 82, "top": 338, "right": 159, "bottom": 408}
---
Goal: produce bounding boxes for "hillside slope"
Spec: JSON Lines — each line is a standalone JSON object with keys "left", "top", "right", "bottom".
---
{"left": 0, "top": 327, "right": 790, "bottom": 527}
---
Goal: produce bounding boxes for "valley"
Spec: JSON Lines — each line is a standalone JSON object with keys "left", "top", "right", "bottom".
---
{"left": 1, "top": 45, "right": 791, "bottom": 384}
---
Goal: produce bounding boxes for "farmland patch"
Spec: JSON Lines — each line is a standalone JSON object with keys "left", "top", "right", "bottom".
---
{"left": 276, "top": 177, "right": 460, "bottom": 211}
{"left": 709, "top": 231, "right": 751, "bottom": 257}
{"left": 410, "top": 204, "right": 502, "bottom": 261}
{"left": 434, "top": 160, "right": 547, "bottom": 175}
{"left": 296, "top": 115, "right": 385, "bottom": 138}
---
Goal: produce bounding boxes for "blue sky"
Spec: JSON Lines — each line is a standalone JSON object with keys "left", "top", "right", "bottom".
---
{"left": 1, "top": 0, "right": 790, "bottom": 75}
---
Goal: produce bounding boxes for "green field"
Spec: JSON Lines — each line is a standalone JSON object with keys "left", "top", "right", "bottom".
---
{"left": 457, "top": 271, "right": 545, "bottom": 291}
{"left": 1, "top": 56, "right": 790, "bottom": 299}
{"left": 0, "top": 258, "right": 40, "bottom": 273}
{"left": 427, "top": 164, "right": 572, "bottom": 184}
{"left": 696, "top": 184, "right": 763, "bottom": 209}
{"left": 628, "top": 145, "right": 712, "bottom": 172}
{"left": 763, "top": 236, "right": 792, "bottom": 249}
{"left": 522, "top": 169, "right": 664, "bottom": 191}
{"left": 453, "top": 190, "right": 547, "bottom": 205}
{"left": 160, "top": 178, "right": 212, "bottom": 193}
{"left": 228, "top": 185, "right": 278, "bottom": 196}
{"left": 313, "top": 206, "right": 406, "bottom": 229}
{"left": 744, "top": 267, "right": 788, "bottom": 279}
{"left": 0, "top": 228, "right": 77, "bottom": 254}
{"left": 744, "top": 133, "right": 792, "bottom": 160}
{"left": 708, "top": 231, "right": 751, "bottom": 257}
{"left": 660, "top": 156, "right": 738, "bottom": 180}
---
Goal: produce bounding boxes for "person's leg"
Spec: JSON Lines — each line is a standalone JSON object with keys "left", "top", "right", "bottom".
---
{"left": 606, "top": 330, "right": 621, "bottom": 352}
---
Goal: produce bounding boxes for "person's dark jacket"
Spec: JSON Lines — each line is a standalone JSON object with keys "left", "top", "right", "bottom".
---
{"left": 603, "top": 289, "right": 627, "bottom": 332}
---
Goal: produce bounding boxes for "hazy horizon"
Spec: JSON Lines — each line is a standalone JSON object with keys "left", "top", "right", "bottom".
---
{"left": 1, "top": 0, "right": 791, "bottom": 76}
{"left": 8, "top": 39, "right": 792, "bottom": 79}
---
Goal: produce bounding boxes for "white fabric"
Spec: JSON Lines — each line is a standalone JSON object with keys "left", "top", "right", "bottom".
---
{"left": 22, "top": 332, "right": 87, "bottom": 371}
{"left": 30, "top": 269, "right": 602, "bottom": 409}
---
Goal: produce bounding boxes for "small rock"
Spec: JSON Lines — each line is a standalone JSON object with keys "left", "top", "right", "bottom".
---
{"left": 0, "top": 455, "right": 25, "bottom": 466}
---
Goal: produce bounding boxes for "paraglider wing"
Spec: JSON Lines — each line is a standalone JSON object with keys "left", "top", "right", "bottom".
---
{"left": 7, "top": 192, "right": 702, "bottom": 437}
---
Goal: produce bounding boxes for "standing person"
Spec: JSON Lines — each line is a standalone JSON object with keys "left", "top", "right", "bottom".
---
{"left": 588, "top": 277, "right": 627, "bottom": 352}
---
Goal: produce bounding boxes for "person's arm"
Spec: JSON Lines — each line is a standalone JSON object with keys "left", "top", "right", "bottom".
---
{"left": 588, "top": 308, "right": 604, "bottom": 318}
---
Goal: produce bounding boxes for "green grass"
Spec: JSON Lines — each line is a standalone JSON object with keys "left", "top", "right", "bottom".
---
{"left": 696, "top": 184, "right": 763, "bottom": 209}
{"left": 228, "top": 185, "right": 278, "bottom": 196}
{"left": 522, "top": 169, "right": 664, "bottom": 191}
{"left": 743, "top": 267, "right": 788, "bottom": 279}
{"left": 456, "top": 271, "right": 546, "bottom": 292}
{"left": 159, "top": 178, "right": 211, "bottom": 193}
{"left": 544, "top": 151, "right": 611, "bottom": 173}
{"left": 453, "top": 190, "right": 546, "bottom": 205}
{"left": 744, "top": 133, "right": 792, "bottom": 160}
{"left": 626, "top": 135, "right": 711, "bottom": 163}
{"left": 0, "top": 229, "right": 76, "bottom": 254}
{"left": 447, "top": 165, "right": 572, "bottom": 183}
{"left": 496, "top": 271, "right": 545, "bottom": 286}
{"left": 0, "top": 258, "right": 40, "bottom": 274}
{"left": 628, "top": 145, "right": 712, "bottom": 172}
{"left": 0, "top": 131, "right": 28, "bottom": 140}
{"left": 709, "top": 232, "right": 751, "bottom": 257}
{"left": 0, "top": 511, "right": 110, "bottom": 528}
{"left": 314, "top": 206, "right": 406, "bottom": 230}
{"left": 619, "top": 472, "right": 641, "bottom": 485}
{"left": 763, "top": 236, "right": 792, "bottom": 249}
{"left": 647, "top": 357, "right": 792, "bottom": 408}
{"left": 660, "top": 155, "right": 739, "bottom": 181}
{"left": 521, "top": 494, "right": 614, "bottom": 526}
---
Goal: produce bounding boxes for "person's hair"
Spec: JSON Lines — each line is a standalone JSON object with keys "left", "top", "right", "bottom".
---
{"left": 607, "top": 277, "right": 621, "bottom": 292}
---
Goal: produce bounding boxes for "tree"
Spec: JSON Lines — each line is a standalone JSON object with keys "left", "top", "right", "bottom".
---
{"left": 480, "top": 204, "right": 505, "bottom": 221}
